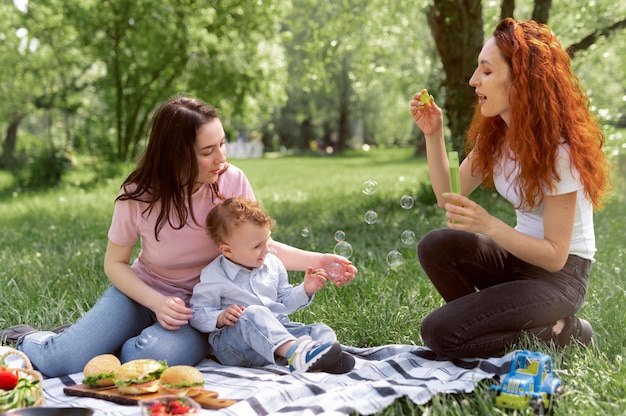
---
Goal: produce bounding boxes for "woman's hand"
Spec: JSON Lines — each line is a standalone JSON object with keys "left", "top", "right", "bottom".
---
{"left": 155, "top": 296, "right": 193, "bottom": 330}
{"left": 303, "top": 267, "right": 328, "bottom": 296}
{"left": 315, "top": 253, "right": 357, "bottom": 287}
{"left": 217, "top": 304, "right": 245, "bottom": 328}
{"left": 442, "top": 193, "right": 497, "bottom": 235}
{"left": 268, "top": 239, "right": 357, "bottom": 287}
{"left": 409, "top": 90, "right": 444, "bottom": 137}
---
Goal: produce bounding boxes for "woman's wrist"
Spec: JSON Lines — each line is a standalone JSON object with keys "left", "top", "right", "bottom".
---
{"left": 424, "top": 131, "right": 444, "bottom": 142}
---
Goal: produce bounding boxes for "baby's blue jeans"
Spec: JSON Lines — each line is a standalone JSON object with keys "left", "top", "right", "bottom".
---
{"left": 208, "top": 304, "right": 337, "bottom": 367}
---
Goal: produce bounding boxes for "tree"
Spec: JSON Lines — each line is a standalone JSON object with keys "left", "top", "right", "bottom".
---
{"left": 0, "top": 2, "right": 30, "bottom": 168}
{"left": 0, "top": 0, "right": 91, "bottom": 168}
{"left": 82, "top": 0, "right": 291, "bottom": 161}
{"left": 182, "top": 0, "right": 290, "bottom": 137}
{"left": 0, "top": 0, "right": 291, "bottom": 163}
{"left": 277, "top": 0, "right": 434, "bottom": 152}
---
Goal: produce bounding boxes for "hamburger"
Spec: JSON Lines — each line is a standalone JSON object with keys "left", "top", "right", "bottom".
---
{"left": 114, "top": 359, "right": 168, "bottom": 395}
{"left": 82, "top": 354, "right": 122, "bottom": 388}
{"left": 158, "top": 365, "right": 205, "bottom": 397}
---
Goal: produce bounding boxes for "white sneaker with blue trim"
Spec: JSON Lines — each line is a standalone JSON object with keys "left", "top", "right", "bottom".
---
{"left": 286, "top": 336, "right": 342, "bottom": 373}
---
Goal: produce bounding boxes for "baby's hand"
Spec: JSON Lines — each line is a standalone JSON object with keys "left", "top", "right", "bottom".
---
{"left": 218, "top": 304, "right": 245, "bottom": 328}
{"left": 303, "top": 266, "right": 328, "bottom": 296}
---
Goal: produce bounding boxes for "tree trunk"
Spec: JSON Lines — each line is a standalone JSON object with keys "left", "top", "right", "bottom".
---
{"left": 0, "top": 114, "right": 25, "bottom": 169}
{"left": 335, "top": 54, "right": 352, "bottom": 153}
{"left": 337, "top": 106, "right": 350, "bottom": 152}
{"left": 501, "top": 0, "right": 515, "bottom": 20}
{"left": 300, "top": 117, "right": 314, "bottom": 151}
{"left": 532, "top": 0, "right": 552, "bottom": 24}
{"left": 426, "top": 0, "right": 484, "bottom": 157}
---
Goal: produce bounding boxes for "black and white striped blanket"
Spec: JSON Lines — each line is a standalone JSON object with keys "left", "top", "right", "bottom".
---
{"left": 42, "top": 345, "right": 514, "bottom": 415}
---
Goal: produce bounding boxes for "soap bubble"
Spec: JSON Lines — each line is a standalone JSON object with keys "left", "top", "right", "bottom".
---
{"left": 362, "top": 179, "right": 378, "bottom": 195}
{"left": 328, "top": 262, "right": 343, "bottom": 280}
{"left": 333, "top": 241, "right": 353, "bottom": 259}
{"left": 401, "top": 230, "right": 416, "bottom": 245}
{"left": 386, "top": 250, "right": 403, "bottom": 268}
{"left": 301, "top": 228, "right": 310, "bottom": 238}
{"left": 334, "top": 230, "right": 346, "bottom": 242}
{"left": 364, "top": 210, "right": 378, "bottom": 224}
{"left": 400, "top": 195, "right": 414, "bottom": 209}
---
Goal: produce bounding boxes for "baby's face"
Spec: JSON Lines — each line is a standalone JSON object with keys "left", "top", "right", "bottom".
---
{"left": 222, "top": 222, "right": 272, "bottom": 269}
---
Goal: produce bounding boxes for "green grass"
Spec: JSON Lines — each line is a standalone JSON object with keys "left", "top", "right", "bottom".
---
{"left": 1, "top": 146, "right": 625, "bottom": 415}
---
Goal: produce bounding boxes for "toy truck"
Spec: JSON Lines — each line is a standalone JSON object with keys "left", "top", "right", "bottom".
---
{"left": 490, "top": 350, "right": 563, "bottom": 415}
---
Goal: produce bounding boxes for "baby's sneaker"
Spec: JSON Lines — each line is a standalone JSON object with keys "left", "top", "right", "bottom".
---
{"left": 287, "top": 336, "right": 342, "bottom": 373}
{"left": 314, "top": 351, "right": 355, "bottom": 374}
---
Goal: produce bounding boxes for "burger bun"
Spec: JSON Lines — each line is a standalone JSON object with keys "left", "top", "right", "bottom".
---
{"left": 158, "top": 365, "right": 205, "bottom": 397}
{"left": 82, "top": 354, "right": 121, "bottom": 387}
{"left": 114, "top": 359, "right": 167, "bottom": 395}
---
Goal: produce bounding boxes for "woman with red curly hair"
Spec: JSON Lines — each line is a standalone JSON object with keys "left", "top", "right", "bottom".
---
{"left": 409, "top": 18, "right": 609, "bottom": 358}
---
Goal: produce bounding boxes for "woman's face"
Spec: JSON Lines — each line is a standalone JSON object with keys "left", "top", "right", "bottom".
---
{"left": 469, "top": 37, "right": 513, "bottom": 125}
{"left": 195, "top": 119, "right": 227, "bottom": 187}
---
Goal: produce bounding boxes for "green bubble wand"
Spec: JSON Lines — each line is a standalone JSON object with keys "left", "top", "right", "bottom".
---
{"left": 448, "top": 151, "right": 460, "bottom": 195}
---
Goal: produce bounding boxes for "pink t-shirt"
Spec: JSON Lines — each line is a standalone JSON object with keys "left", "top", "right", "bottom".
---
{"left": 107, "top": 165, "right": 255, "bottom": 303}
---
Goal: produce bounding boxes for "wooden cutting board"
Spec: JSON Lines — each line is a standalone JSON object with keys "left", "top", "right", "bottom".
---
{"left": 63, "top": 384, "right": 237, "bottom": 409}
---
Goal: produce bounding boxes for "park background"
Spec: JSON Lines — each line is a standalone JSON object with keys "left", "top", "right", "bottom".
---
{"left": 1, "top": 1, "right": 625, "bottom": 415}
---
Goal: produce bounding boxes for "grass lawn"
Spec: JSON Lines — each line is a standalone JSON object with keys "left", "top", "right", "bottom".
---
{"left": 0, "top": 146, "right": 624, "bottom": 415}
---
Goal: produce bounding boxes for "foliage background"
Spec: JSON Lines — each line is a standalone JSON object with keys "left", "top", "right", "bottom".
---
{"left": 1, "top": 0, "right": 625, "bottom": 181}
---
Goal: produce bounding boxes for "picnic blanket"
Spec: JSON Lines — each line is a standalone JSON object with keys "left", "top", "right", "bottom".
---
{"left": 41, "top": 345, "right": 514, "bottom": 416}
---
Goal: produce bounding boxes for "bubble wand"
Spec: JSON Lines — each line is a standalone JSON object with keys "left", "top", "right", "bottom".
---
{"left": 448, "top": 151, "right": 460, "bottom": 195}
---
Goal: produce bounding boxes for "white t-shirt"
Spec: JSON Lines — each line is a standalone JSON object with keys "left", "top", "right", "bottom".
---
{"left": 492, "top": 143, "right": 595, "bottom": 261}
{"left": 107, "top": 164, "right": 255, "bottom": 303}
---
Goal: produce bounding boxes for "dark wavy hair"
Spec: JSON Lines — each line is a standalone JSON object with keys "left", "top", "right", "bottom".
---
{"left": 117, "top": 96, "right": 226, "bottom": 240}
{"left": 467, "top": 18, "right": 609, "bottom": 209}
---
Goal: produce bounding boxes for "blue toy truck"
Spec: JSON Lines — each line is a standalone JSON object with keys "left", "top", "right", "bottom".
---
{"left": 490, "top": 350, "right": 563, "bottom": 415}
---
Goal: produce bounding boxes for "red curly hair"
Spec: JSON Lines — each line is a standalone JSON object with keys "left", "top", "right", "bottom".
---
{"left": 207, "top": 197, "right": 275, "bottom": 246}
{"left": 466, "top": 18, "right": 609, "bottom": 209}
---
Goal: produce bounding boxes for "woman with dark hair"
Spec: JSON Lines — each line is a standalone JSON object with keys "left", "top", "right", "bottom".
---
{"left": 3, "top": 96, "right": 357, "bottom": 376}
{"left": 410, "top": 18, "right": 609, "bottom": 359}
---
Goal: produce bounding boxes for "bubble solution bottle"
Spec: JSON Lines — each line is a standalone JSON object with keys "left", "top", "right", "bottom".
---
{"left": 448, "top": 151, "right": 461, "bottom": 195}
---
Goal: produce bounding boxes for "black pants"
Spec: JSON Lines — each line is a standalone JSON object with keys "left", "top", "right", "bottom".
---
{"left": 417, "top": 228, "right": 591, "bottom": 359}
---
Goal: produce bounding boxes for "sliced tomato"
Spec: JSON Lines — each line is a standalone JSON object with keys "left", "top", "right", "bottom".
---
{"left": 0, "top": 368, "right": 19, "bottom": 390}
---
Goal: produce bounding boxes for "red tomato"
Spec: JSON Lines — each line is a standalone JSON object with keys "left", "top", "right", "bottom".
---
{"left": 169, "top": 400, "right": 190, "bottom": 414}
{"left": 0, "top": 368, "right": 19, "bottom": 390}
{"left": 149, "top": 403, "right": 166, "bottom": 411}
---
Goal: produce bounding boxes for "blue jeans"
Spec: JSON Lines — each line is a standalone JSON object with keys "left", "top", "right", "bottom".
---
{"left": 417, "top": 229, "right": 591, "bottom": 359}
{"left": 208, "top": 304, "right": 337, "bottom": 367}
{"left": 17, "top": 286, "right": 210, "bottom": 377}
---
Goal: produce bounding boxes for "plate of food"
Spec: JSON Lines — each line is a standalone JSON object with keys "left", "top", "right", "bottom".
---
{"left": 63, "top": 355, "right": 237, "bottom": 410}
